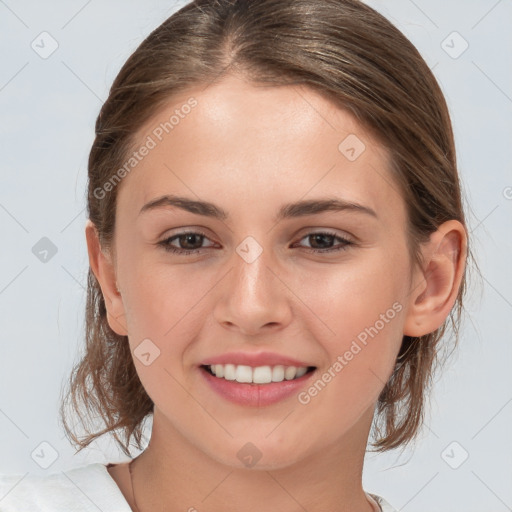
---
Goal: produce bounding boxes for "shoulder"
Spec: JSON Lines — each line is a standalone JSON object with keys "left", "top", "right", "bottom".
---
{"left": 0, "top": 462, "right": 132, "bottom": 512}
{"left": 367, "top": 492, "right": 399, "bottom": 512}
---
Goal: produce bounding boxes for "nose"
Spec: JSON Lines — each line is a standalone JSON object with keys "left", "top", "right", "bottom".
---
{"left": 212, "top": 240, "right": 293, "bottom": 336}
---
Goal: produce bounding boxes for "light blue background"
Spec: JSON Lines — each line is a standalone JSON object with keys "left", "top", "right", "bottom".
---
{"left": 0, "top": 1, "right": 511, "bottom": 511}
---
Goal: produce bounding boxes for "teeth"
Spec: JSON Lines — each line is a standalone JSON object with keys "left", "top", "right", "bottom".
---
{"left": 207, "top": 364, "right": 311, "bottom": 384}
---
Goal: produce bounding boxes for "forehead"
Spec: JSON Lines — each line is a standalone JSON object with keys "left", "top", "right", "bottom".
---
{"left": 117, "top": 74, "right": 403, "bottom": 224}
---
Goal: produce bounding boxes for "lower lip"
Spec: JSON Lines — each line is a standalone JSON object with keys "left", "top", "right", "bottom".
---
{"left": 199, "top": 366, "right": 316, "bottom": 406}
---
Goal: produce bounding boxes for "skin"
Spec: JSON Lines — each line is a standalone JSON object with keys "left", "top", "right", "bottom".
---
{"left": 86, "top": 74, "right": 467, "bottom": 512}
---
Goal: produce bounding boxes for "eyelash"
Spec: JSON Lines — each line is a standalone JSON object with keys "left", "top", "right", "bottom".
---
{"left": 157, "top": 230, "right": 354, "bottom": 255}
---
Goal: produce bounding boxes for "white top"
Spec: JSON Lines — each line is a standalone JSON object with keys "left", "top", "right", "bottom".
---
{"left": 0, "top": 463, "right": 398, "bottom": 511}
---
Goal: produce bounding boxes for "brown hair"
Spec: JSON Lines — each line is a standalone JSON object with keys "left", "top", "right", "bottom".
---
{"left": 59, "top": 0, "right": 475, "bottom": 457}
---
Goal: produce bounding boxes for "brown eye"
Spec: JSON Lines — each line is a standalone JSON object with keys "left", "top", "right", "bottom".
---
{"left": 296, "top": 231, "right": 353, "bottom": 253}
{"left": 176, "top": 233, "right": 204, "bottom": 250}
{"left": 158, "top": 231, "right": 215, "bottom": 254}
{"left": 308, "top": 233, "right": 335, "bottom": 249}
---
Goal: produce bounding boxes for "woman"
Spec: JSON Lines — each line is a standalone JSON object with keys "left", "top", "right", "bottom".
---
{"left": 0, "top": 1, "right": 470, "bottom": 510}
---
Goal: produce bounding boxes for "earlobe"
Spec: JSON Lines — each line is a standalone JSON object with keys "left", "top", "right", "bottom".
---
{"left": 403, "top": 220, "right": 467, "bottom": 337}
{"left": 85, "top": 220, "right": 128, "bottom": 336}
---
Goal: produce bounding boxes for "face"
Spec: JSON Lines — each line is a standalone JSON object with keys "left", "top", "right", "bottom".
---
{"left": 101, "top": 74, "right": 419, "bottom": 469}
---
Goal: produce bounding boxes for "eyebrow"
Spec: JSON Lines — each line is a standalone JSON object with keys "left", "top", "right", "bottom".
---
{"left": 138, "top": 194, "right": 378, "bottom": 221}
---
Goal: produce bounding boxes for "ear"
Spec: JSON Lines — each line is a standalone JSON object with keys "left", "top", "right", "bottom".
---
{"left": 85, "top": 219, "right": 128, "bottom": 336}
{"left": 403, "top": 220, "right": 467, "bottom": 337}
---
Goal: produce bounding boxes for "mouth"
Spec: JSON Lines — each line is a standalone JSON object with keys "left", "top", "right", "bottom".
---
{"left": 200, "top": 364, "right": 316, "bottom": 384}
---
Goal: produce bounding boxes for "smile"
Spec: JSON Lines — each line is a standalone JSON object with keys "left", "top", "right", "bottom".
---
{"left": 200, "top": 363, "right": 317, "bottom": 407}
{"left": 203, "top": 364, "right": 314, "bottom": 384}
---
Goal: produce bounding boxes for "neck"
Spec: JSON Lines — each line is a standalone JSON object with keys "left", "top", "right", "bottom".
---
{"left": 129, "top": 406, "right": 376, "bottom": 512}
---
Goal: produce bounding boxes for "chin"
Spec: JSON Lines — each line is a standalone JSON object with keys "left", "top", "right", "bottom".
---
{"left": 209, "top": 436, "right": 315, "bottom": 471}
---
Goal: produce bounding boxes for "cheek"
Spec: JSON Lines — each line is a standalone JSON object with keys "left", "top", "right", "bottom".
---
{"left": 293, "top": 254, "right": 406, "bottom": 383}
{"left": 121, "top": 253, "right": 212, "bottom": 331}
{"left": 120, "top": 263, "right": 210, "bottom": 407}
{"left": 296, "top": 270, "right": 405, "bottom": 429}
{"left": 296, "top": 251, "right": 406, "bottom": 330}
{"left": 120, "top": 260, "right": 217, "bottom": 383}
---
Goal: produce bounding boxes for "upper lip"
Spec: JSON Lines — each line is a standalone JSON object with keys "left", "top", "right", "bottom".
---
{"left": 200, "top": 351, "right": 315, "bottom": 368}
